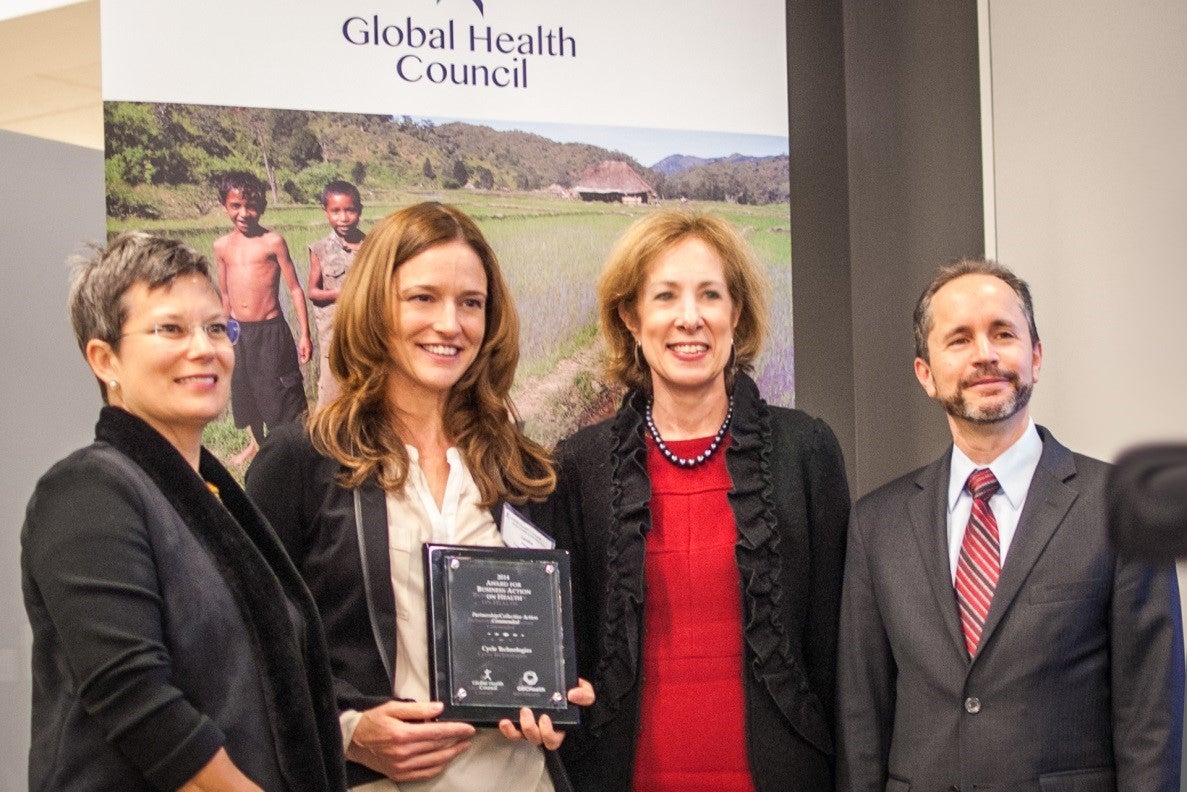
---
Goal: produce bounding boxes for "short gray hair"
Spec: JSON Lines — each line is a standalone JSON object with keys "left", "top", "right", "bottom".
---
{"left": 68, "top": 232, "right": 216, "bottom": 401}
{"left": 913, "top": 257, "right": 1039, "bottom": 362}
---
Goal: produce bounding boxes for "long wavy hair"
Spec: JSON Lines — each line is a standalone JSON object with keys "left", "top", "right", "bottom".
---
{"left": 307, "top": 202, "right": 554, "bottom": 505}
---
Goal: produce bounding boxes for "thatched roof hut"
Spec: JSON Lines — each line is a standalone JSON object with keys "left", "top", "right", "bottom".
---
{"left": 573, "top": 161, "right": 656, "bottom": 204}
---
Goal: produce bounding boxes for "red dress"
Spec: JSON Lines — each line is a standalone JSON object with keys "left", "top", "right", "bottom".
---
{"left": 631, "top": 434, "right": 755, "bottom": 792}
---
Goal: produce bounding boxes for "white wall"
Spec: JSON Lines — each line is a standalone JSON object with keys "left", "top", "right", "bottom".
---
{"left": 983, "top": 3, "right": 1187, "bottom": 783}
{"left": 0, "top": 0, "right": 85, "bottom": 23}
{"left": 984, "top": 0, "right": 1187, "bottom": 458}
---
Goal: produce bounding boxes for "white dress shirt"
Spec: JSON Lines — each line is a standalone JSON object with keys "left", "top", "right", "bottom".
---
{"left": 945, "top": 420, "right": 1043, "bottom": 583}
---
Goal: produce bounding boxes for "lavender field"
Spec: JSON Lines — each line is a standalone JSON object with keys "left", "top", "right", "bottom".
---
{"left": 112, "top": 192, "right": 793, "bottom": 463}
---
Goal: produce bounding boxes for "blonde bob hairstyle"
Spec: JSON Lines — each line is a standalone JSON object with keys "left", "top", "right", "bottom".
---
{"left": 598, "top": 211, "right": 771, "bottom": 393}
{"left": 308, "top": 202, "right": 554, "bottom": 504}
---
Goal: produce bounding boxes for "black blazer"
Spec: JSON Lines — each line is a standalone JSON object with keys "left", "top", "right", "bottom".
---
{"left": 530, "top": 374, "right": 851, "bottom": 792}
{"left": 247, "top": 422, "right": 573, "bottom": 790}
{"left": 836, "top": 427, "right": 1184, "bottom": 792}
{"left": 22, "top": 408, "right": 345, "bottom": 792}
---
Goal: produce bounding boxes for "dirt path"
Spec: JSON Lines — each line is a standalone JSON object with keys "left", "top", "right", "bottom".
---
{"left": 513, "top": 336, "right": 621, "bottom": 445}
{"left": 513, "top": 339, "right": 600, "bottom": 417}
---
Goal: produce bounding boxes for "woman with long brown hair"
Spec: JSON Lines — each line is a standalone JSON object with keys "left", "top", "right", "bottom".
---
{"left": 247, "top": 202, "right": 592, "bottom": 792}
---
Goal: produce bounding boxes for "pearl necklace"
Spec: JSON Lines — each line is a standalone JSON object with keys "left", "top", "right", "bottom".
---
{"left": 644, "top": 397, "right": 734, "bottom": 468}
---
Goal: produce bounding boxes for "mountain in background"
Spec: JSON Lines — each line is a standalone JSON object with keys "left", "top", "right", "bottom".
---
{"left": 650, "top": 153, "right": 790, "bottom": 205}
{"left": 652, "top": 152, "right": 781, "bottom": 173}
{"left": 104, "top": 102, "right": 790, "bottom": 218}
{"left": 652, "top": 154, "right": 709, "bottom": 174}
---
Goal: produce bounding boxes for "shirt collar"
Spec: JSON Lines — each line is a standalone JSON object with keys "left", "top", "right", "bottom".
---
{"left": 948, "top": 418, "right": 1042, "bottom": 512}
{"left": 403, "top": 444, "right": 462, "bottom": 465}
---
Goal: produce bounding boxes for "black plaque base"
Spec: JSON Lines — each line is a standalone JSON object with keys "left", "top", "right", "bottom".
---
{"left": 424, "top": 543, "right": 579, "bottom": 726}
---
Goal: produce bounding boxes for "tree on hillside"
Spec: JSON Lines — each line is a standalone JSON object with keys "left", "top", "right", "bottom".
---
{"left": 236, "top": 108, "right": 281, "bottom": 201}
{"left": 289, "top": 127, "right": 322, "bottom": 168}
{"left": 473, "top": 165, "right": 494, "bottom": 190}
{"left": 104, "top": 102, "right": 161, "bottom": 185}
{"left": 307, "top": 114, "right": 344, "bottom": 163}
{"left": 451, "top": 158, "right": 470, "bottom": 187}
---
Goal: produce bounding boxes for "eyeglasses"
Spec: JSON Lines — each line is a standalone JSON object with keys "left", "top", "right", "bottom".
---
{"left": 121, "top": 319, "right": 240, "bottom": 346}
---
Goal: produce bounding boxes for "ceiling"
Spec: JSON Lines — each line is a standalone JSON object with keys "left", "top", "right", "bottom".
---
{"left": 0, "top": 0, "right": 101, "bottom": 149}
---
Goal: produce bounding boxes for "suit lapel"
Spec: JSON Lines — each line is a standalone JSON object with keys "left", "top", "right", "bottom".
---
{"left": 976, "top": 429, "right": 1078, "bottom": 657}
{"left": 350, "top": 487, "right": 505, "bottom": 684}
{"left": 354, "top": 478, "right": 397, "bottom": 682}
{"left": 908, "top": 453, "right": 969, "bottom": 660}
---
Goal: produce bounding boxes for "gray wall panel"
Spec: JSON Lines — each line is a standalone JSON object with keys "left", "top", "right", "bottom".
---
{"left": 841, "top": 0, "right": 985, "bottom": 495}
{"left": 788, "top": 0, "right": 856, "bottom": 482}
{"left": 0, "top": 129, "right": 104, "bottom": 791}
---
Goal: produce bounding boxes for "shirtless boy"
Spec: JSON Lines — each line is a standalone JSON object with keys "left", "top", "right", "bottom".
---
{"left": 212, "top": 171, "right": 312, "bottom": 465}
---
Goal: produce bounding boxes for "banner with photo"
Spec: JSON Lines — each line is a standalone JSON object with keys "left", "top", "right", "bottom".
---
{"left": 101, "top": 0, "right": 792, "bottom": 468}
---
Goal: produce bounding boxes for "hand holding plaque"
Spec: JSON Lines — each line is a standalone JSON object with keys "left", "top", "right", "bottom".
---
{"left": 424, "top": 543, "right": 580, "bottom": 726}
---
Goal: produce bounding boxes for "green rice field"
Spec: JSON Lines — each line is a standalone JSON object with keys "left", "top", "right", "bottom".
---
{"left": 110, "top": 191, "right": 793, "bottom": 471}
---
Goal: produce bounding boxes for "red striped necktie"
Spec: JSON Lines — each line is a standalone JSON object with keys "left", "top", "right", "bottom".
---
{"left": 955, "top": 468, "right": 1002, "bottom": 657}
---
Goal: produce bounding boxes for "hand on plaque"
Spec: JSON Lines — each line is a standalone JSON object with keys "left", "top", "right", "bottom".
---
{"left": 347, "top": 700, "right": 476, "bottom": 782}
{"left": 497, "top": 678, "right": 595, "bottom": 751}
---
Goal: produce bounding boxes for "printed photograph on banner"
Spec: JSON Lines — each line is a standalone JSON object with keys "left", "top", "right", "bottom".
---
{"left": 103, "top": 102, "right": 793, "bottom": 474}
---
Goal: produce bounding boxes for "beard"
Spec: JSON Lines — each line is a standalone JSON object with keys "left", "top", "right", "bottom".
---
{"left": 940, "top": 366, "right": 1034, "bottom": 424}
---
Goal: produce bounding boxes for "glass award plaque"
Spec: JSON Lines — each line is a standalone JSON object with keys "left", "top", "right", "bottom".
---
{"left": 423, "top": 543, "right": 579, "bottom": 726}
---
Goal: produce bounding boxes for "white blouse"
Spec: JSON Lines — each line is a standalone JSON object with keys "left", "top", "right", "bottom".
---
{"left": 344, "top": 446, "right": 552, "bottom": 792}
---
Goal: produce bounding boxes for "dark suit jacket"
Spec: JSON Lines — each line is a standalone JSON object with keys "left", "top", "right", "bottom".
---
{"left": 23, "top": 408, "right": 345, "bottom": 792}
{"left": 531, "top": 374, "right": 851, "bottom": 792}
{"left": 837, "top": 426, "right": 1184, "bottom": 792}
{"left": 247, "top": 422, "right": 572, "bottom": 790}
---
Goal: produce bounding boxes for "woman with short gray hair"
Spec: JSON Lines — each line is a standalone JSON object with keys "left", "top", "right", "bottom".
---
{"left": 21, "top": 232, "right": 346, "bottom": 791}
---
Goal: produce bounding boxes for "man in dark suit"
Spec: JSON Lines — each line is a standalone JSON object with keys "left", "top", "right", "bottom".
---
{"left": 837, "top": 258, "right": 1183, "bottom": 792}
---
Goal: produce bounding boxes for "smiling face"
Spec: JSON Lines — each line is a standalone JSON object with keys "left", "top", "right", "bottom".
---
{"left": 323, "top": 192, "right": 362, "bottom": 239}
{"left": 222, "top": 188, "right": 265, "bottom": 235}
{"left": 622, "top": 236, "right": 739, "bottom": 403}
{"left": 87, "top": 273, "right": 233, "bottom": 454}
{"left": 386, "top": 240, "right": 487, "bottom": 409}
{"left": 914, "top": 273, "right": 1042, "bottom": 430}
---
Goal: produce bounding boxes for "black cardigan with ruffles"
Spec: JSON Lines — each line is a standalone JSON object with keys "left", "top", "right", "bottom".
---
{"left": 532, "top": 374, "right": 850, "bottom": 792}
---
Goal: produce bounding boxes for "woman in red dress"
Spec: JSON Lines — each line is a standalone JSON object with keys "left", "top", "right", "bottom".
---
{"left": 537, "top": 211, "right": 851, "bottom": 792}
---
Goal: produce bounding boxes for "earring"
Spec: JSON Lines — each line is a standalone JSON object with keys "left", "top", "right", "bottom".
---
{"left": 108, "top": 380, "right": 119, "bottom": 390}
{"left": 633, "top": 342, "right": 647, "bottom": 371}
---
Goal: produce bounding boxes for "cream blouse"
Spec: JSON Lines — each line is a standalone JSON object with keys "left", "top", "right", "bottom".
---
{"left": 342, "top": 446, "right": 552, "bottom": 792}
